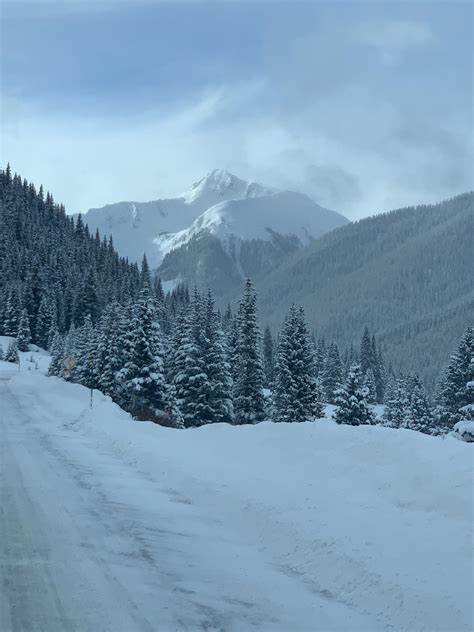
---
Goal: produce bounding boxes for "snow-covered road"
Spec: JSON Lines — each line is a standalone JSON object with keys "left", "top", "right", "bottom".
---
{"left": 0, "top": 378, "right": 372, "bottom": 632}
{"left": 1, "top": 373, "right": 472, "bottom": 632}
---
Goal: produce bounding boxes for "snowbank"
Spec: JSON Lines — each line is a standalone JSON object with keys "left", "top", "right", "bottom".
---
{"left": 453, "top": 419, "right": 474, "bottom": 442}
{"left": 6, "top": 372, "right": 474, "bottom": 632}
{"left": 0, "top": 336, "right": 51, "bottom": 379}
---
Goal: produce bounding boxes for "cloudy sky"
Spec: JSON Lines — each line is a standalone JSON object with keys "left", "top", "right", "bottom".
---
{"left": 1, "top": 0, "right": 472, "bottom": 218}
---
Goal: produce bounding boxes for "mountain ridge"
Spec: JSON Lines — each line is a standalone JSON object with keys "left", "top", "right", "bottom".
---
{"left": 241, "top": 191, "right": 473, "bottom": 389}
{"left": 82, "top": 169, "right": 349, "bottom": 283}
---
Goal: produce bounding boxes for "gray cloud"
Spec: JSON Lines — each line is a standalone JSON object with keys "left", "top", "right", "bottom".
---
{"left": 1, "top": 13, "right": 472, "bottom": 219}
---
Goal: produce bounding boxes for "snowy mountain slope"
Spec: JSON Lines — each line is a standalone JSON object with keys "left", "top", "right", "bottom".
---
{"left": 2, "top": 370, "right": 472, "bottom": 632}
{"left": 82, "top": 170, "right": 348, "bottom": 272}
{"left": 154, "top": 191, "right": 345, "bottom": 262}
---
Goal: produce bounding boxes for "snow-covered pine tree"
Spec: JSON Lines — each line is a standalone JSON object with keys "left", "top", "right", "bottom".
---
{"left": 273, "top": 306, "right": 322, "bottom": 422}
{"left": 170, "top": 290, "right": 212, "bottom": 427}
{"left": 363, "top": 368, "right": 377, "bottom": 405}
{"left": 233, "top": 279, "right": 265, "bottom": 424}
{"left": 95, "top": 303, "right": 123, "bottom": 399}
{"left": 436, "top": 326, "right": 474, "bottom": 429}
{"left": 203, "top": 290, "right": 234, "bottom": 425}
{"left": 459, "top": 357, "right": 474, "bottom": 422}
{"left": 140, "top": 254, "right": 151, "bottom": 289}
{"left": 262, "top": 325, "right": 275, "bottom": 388}
{"left": 322, "top": 341, "right": 342, "bottom": 404}
{"left": 17, "top": 308, "right": 32, "bottom": 352}
{"left": 48, "top": 331, "right": 65, "bottom": 377}
{"left": 383, "top": 374, "right": 414, "bottom": 429}
{"left": 119, "top": 288, "right": 169, "bottom": 422}
{"left": 0, "top": 342, "right": 3, "bottom": 360}
{"left": 3, "top": 289, "right": 21, "bottom": 336}
{"left": 73, "top": 314, "right": 97, "bottom": 388}
{"left": 272, "top": 308, "right": 298, "bottom": 422}
{"left": 333, "top": 363, "right": 374, "bottom": 426}
{"left": 359, "top": 326, "right": 375, "bottom": 375}
{"left": 35, "top": 295, "right": 55, "bottom": 349}
{"left": 314, "top": 338, "right": 326, "bottom": 379}
{"left": 61, "top": 324, "right": 79, "bottom": 380}
{"left": 405, "top": 374, "right": 434, "bottom": 434}
{"left": 373, "top": 339, "right": 386, "bottom": 403}
{"left": 5, "top": 340, "right": 19, "bottom": 364}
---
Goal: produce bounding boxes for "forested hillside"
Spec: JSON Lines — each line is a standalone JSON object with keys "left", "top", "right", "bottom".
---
{"left": 250, "top": 193, "right": 473, "bottom": 389}
{"left": 0, "top": 165, "right": 141, "bottom": 345}
{"left": 1, "top": 166, "right": 471, "bottom": 437}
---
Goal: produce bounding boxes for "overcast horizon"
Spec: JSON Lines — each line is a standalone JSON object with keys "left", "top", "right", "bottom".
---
{"left": 1, "top": 0, "right": 472, "bottom": 218}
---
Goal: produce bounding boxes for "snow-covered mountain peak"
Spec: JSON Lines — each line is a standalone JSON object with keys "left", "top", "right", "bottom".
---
{"left": 181, "top": 169, "right": 273, "bottom": 205}
{"left": 82, "top": 170, "right": 348, "bottom": 272}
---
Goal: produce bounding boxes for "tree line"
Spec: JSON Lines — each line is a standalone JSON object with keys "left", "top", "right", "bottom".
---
{"left": 1, "top": 165, "right": 471, "bottom": 434}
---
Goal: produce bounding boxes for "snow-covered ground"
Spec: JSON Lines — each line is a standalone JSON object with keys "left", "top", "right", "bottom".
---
{"left": 0, "top": 335, "right": 51, "bottom": 380}
{"left": 1, "top": 370, "right": 472, "bottom": 631}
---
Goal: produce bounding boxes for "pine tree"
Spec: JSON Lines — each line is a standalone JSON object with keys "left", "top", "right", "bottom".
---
{"left": 322, "top": 342, "right": 342, "bottom": 404}
{"left": 273, "top": 306, "right": 321, "bottom": 422}
{"left": 333, "top": 364, "right": 374, "bottom": 426}
{"left": 16, "top": 308, "right": 32, "bottom": 352}
{"left": 171, "top": 291, "right": 212, "bottom": 427}
{"left": 406, "top": 374, "right": 434, "bottom": 434}
{"left": 203, "top": 290, "right": 234, "bottom": 424}
{"left": 262, "top": 325, "right": 275, "bottom": 387}
{"left": 73, "top": 315, "right": 97, "bottom": 388}
{"left": 436, "top": 327, "right": 474, "bottom": 429}
{"left": 48, "top": 332, "right": 65, "bottom": 377}
{"left": 360, "top": 326, "right": 375, "bottom": 375}
{"left": 95, "top": 303, "right": 123, "bottom": 399}
{"left": 363, "top": 368, "right": 377, "bottom": 405}
{"left": 374, "top": 341, "right": 386, "bottom": 403}
{"left": 140, "top": 254, "right": 151, "bottom": 289}
{"left": 459, "top": 357, "right": 474, "bottom": 422}
{"left": 35, "top": 296, "right": 54, "bottom": 349}
{"left": 4, "top": 289, "right": 21, "bottom": 336}
{"left": 233, "top": 279, "right": 265, "bottom": 424}
{"left": 61, "top": 324, "right": 79, "bottom": 381}
{"left": 314, "top": 338, "right": 326, "bottom": 379}
{"left": 5, "top": 341, "right": 19, "bottom": 364}
{"left": 119, "top": 288, "right": 169, "bottom": 422}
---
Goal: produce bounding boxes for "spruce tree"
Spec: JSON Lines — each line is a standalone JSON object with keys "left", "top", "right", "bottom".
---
{"left": 233, "top": 279, "right": 265, "bottom": 424}
{"left": 4, "top": 289, "right": 21, "bottom": 336}
{"left": 95, "top": 303, "right": 124, "bottom": 400}
{"left": 406, "top": 374, "right": 434, "bottom": 434}
{"left": 5, "top": 341, "right": 19, "bottom": 364}
{"left": 48, "top": 332, "right": 65, "bottom": 377}
{"left": 119, "top": 288, "right": 168, "bottom": 421}
{"left": 273, "top": 306, "right": 321, "bottom": 422}
{"left": 360, "top": 326, "right": 375, "bottom": 375}
{"left": 436, "top": 327, "right": 474, "bottom": 428}
{"left": 333, "top": 364, "right": 374, "bottom": 426}
{"left": 314, "top": 338, "right": 326, "bottom": 379}
{"left": 17, "top": 308, "right": 32, "bottom": 352}
{"left": 203, "top": 290, "right": 234, "bottom": 424}
{"left": 140, "top": 254, "right": 151, "bottom": 289}
{"left": 322, "top": 342, "right": 342, "bottom": 404}
{"left": 171, "top": 291, "right": 212, "bottom": 427}
{"left": 35, "top": 296, "right": 54, "bottom": 349}
{"left": 263, "top": 325, "right": 275, "bottom": 387}
{"left": 363, "top": 368, "right": 377, "bottom": 405}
